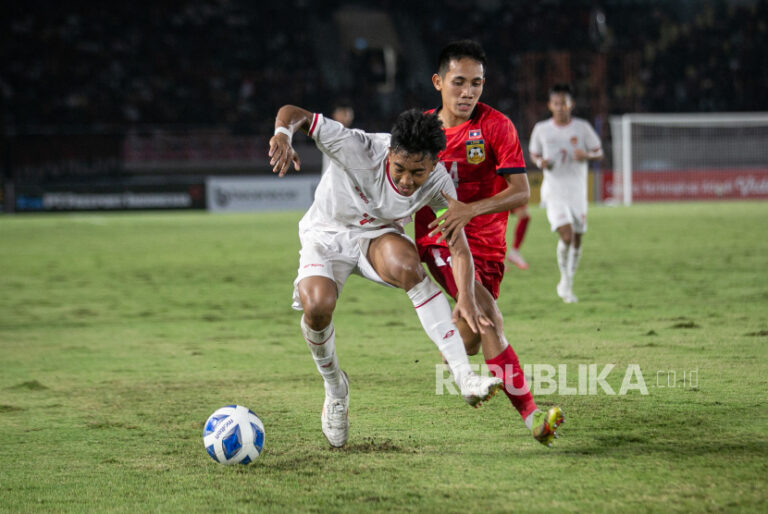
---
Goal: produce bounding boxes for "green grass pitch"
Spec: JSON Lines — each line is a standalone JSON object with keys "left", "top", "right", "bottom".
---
{"left": 1, "top": 202, "right": 766, "bottom": 512}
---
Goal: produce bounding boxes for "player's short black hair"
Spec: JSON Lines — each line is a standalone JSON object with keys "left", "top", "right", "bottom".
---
{"left": 437, "top": 40, "right": 487, "bottom": 76}
{"left": 390, "top": 109, "right": 446, "bottom": 161}
{"left": 333, "top": 98, "right": 353, "bottom": 110}
{"left": 549, "top": 83, "right": 574, "bottom": 98}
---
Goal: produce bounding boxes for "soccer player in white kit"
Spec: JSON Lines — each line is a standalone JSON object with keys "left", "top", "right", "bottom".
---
{"left": 269, "top": 105, "right": 503, "bottom": 448}
{"left": 530, "top": 84, "right": 603, "bottom": 303}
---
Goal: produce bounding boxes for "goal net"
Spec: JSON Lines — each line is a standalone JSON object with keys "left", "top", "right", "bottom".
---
{"left": 609, "top": 113, "right": 768, "bottom": 204}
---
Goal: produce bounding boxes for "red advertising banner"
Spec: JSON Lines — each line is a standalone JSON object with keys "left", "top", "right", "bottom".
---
{"left": 601, "top": 169, "right": 768, "bottom": 202}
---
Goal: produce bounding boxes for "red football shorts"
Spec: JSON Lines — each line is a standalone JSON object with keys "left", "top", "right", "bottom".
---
{"left": 420, "top": 245, "right": 504, "bottom": 300}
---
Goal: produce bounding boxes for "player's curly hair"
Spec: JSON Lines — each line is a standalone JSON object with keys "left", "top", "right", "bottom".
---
{"left": 437, "top": 40, "right": 487, "bottom": 76}
{"left": 390, "top": 109, "right": 446, "bottom": 161}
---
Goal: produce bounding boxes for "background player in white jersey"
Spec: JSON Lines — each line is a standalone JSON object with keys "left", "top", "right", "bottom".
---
{"left": 269, "top": 106, "right": 502, "bottom": 448}
{"left": 530, "top": 83, "right": 603, "bottom": 303}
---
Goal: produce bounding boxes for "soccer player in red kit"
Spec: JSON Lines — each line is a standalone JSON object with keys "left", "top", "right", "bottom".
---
{"left": 414, "top": 40, "right": 563, "bottom": 446}
{"left": 506, "top": 206, "right": 531, "bottom": 270}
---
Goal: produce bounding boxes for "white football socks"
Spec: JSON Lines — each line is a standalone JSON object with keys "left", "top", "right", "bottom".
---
{"left": 557, "top": 239, "right": 570, "bottom": 282}
{"left": 407, "top": 276, "right": 472, "bottom": 385}
{"left": 568, "top": 245, "right": 582, "bottom": 280}
{"left": 300, "top": 316, "right": 346, "bottom": 398}
{"left": 524, "top": 410, "right": 538, "bottom": 431}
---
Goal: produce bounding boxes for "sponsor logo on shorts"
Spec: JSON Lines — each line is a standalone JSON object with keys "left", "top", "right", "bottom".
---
{"left": 303, "top": 263, "right": 325, "bottom": 269}
{"left": 443, "top": 329, "right": 455, "bottom": 339}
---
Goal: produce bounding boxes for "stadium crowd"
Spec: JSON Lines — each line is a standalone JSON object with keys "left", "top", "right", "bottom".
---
{"left": 1, "top": 0, "right": 766, "bottom": 134}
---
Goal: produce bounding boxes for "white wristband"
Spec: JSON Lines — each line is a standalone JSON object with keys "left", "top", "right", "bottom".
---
{"left": 274, "top": 126, "right": 293, "bottom": 138}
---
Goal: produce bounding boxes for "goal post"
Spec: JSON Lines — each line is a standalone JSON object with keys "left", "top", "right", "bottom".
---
{"left": 609, "top": 113, "right": 768, "bottom": 204}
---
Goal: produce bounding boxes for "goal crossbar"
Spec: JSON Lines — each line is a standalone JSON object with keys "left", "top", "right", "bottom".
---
{"left": 610, "top": 112, "right": 768, "bottom": 204}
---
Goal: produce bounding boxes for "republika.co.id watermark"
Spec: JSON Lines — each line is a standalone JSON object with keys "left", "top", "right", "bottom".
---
{"left": 436, "top": 364, "right": 699, "bottom": 396}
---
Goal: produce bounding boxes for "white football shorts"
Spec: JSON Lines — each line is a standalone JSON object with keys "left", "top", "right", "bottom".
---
{"left": 546, "top": 199, "right": 587, "bottom": 234}
{"left": 291, "top": 226, "right": 410, "bottom": 310}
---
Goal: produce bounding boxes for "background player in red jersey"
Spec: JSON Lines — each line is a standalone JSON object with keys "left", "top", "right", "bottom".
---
{"left": 414, "top": 40, "right": 563, "bottom": 445}
{"left": 506, "top": 205, "right": 531, "bottom": 270}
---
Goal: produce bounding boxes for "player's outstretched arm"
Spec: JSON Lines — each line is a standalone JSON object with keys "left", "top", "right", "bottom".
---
{"left": 269, "top": 105, "right": 314, "bottom": 177}
{"left": 429, "top": 174, "right": 530, "bottom": 242}
{"left": 447, "top": 230, "right": 493, "bottom": 334}
{"left": 430, "top": 191, "right": 476, "bottom": 246}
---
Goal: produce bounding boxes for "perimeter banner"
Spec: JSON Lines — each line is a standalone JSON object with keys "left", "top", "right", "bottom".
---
{"left": 602, "top": 169, "right": 768, "bottom": 202}
{"left": 14, "top": 183, "right": 206, "bottom": 212}
{"left": 206, "top": 176, "right": 321, "bottom": 213}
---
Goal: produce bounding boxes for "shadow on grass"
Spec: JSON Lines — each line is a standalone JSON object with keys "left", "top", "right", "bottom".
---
{"left": 562, "top": 434, "right": 768, "bottom": 457}
{"left": 255, "top": 439, "right": 416, "bottom": 473}
{"left": 336, "top": 438, "right": 411, "bottom": 453}
{"left": 7, "top": 380, "right": 48, "bottom": 391}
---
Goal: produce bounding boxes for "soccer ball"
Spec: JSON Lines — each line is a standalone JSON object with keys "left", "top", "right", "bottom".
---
{"left": 203, "top": 405, "right": 265, "bottom": 465}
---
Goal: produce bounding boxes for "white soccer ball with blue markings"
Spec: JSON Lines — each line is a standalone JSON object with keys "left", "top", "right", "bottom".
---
{"left": 203, "top": 405, "right": 265, "bottom": 465}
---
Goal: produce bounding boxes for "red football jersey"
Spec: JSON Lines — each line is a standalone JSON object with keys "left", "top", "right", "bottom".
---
{"left": 415, "top": 103, "right": 527, "bottom": 263}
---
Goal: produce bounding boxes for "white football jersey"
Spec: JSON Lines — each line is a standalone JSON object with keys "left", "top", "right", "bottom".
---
{"left": 300, "top": 113, "right": 455, "bottom": 237}
{"left": 530, "top": 117, "right": 601, "bottom": 205}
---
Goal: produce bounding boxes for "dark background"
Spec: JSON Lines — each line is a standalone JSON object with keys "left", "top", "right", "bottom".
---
{"left": 1, "top": 0, "right": 766, "bottom": 208}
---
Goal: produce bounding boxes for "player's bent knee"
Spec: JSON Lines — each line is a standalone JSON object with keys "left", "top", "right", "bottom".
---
{"left": 298, "top": 280, "right": 336, "bottom": 328}
{"left": 302, "top": 292, "right": 335, "bottom": 313}
{"left": 398, "top": 261, "right": 427, "bottom": 290}
{"left": 369, "top": 234, "right": 425, "bottom": 290}
{"left": 302, "top": 305, "right": 334, "bottom": 330}
{"left": 380, "top": 258, "right": 426, "bottom": 290}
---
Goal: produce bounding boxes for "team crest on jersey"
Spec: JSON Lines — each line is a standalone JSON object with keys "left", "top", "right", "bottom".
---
{"left": 570, "top": 136, "right": 579, "bottom": 146}
{"left": 465, "top": 140, "right": 485, "bottom": 164}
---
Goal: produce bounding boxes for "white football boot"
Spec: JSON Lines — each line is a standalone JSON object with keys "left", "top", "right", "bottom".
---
{"left": 460, "top": 373, "right": 503, "bottom": 407}
{"left": 563, "top": 290, "right": 578, "bottom": 303}
{"left": 505, "top": 248, "right": 529, "bottom": 270}
{"left": 321, "top": 371, "right": 349, "bottom": 447}
{"left": 557, "top": 276, "right": 577, "bottom": 303}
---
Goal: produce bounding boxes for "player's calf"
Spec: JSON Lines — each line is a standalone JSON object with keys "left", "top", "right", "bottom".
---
{"left": 455, "top": 319, "right": 482, "bottom": 355}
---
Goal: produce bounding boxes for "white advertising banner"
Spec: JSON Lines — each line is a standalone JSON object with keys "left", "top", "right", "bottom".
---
{"left": 206, "top": 176, "right": 320, "bottom": 212}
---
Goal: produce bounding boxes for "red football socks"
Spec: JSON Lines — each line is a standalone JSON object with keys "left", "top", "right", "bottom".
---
{"left": 513, "top": 215, "right": 530, "bottom": 250}
{"left": 486, "top": 345, "right": 537, "bottom": 419}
